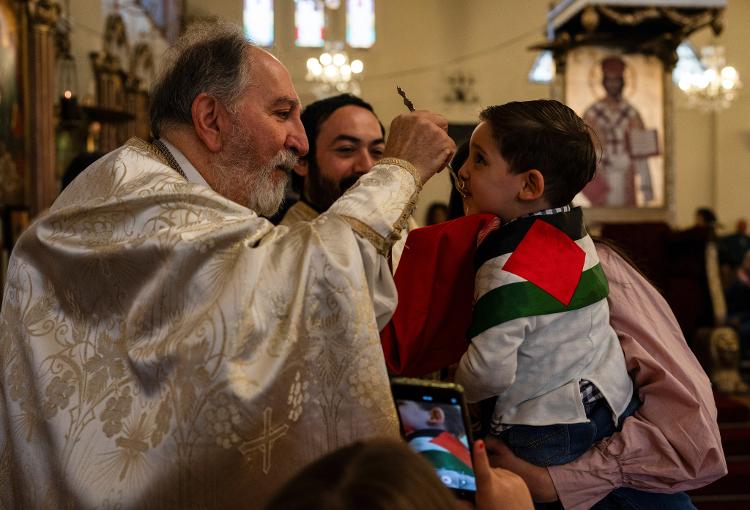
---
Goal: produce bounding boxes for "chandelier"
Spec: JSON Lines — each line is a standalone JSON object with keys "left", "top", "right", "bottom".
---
{"left": 678, "top": 46, "right": 742, "bottom": 112}
{"left": 305, "top": 42, "right": 364, "bottom": 98}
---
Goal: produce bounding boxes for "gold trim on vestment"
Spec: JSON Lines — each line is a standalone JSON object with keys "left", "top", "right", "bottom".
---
{"left": 340, "top": 215, "right": 390, "bottom": 256}
{"left": 378, "top": 158, "right": 422, "bottom": 192}
{"left": 125, "top": 137, "right": 188, "bottom": 180}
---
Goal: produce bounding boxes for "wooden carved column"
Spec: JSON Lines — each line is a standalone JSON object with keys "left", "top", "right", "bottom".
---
{"left": 129, "top": 42, "right": 154, "bottom": 141}
{"left": 24, "top": 0, "right": 59, "bottom": 216}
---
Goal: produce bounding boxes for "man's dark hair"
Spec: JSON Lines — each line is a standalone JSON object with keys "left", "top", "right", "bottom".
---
{"left": 479, "top": 99, "right": 597, "bottom": 208}
{"left": 292, "top": 93, "right": 384, "bottom": 193}
{"left": 149, "top": 22, "right": 253, "bottom": 138}
{"left": 696, "top": 207, "right": 717, "bottom": 226}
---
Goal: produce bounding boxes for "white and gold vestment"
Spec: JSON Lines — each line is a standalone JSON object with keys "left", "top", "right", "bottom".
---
{"left": 281, "top": 198, "right": 418, "bottom": 272}
{"left": 0, "top": 139, "right": 420, "bottom": 508}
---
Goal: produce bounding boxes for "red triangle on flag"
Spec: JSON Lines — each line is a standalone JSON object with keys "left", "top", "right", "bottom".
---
{"left": 502, "top": 219, "right": 585, "bottom": 306}
{"left": 430, "top": 431, "right": 473, "bottom": 469}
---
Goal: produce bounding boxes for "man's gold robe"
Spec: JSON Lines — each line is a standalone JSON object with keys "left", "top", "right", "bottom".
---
{"left": 280, "top": 200, "right": 318, "bottom": 226}
{"left": 0, "top": 139, "right": 420, "bottom": 508}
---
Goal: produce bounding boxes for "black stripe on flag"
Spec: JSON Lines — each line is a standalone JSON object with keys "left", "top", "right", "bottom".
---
{"left": 474, "top": 207, "right": 587, "bottom": 270}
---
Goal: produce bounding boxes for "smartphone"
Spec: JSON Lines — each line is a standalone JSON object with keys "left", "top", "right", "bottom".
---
{"left": 390, "top": 377, "right": 476, "bottom": 501}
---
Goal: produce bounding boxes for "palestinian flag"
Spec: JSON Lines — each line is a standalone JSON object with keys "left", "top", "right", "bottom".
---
{"left": 469, "top": 207, "right": 608, "bottom": 339}
{"left": 407, "top": 430, "right": 473, "bottom": 475}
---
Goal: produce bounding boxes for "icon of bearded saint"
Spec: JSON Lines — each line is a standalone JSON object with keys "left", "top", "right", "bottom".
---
{"left": 582, "top": 56, "right": 655, "bottom": 208}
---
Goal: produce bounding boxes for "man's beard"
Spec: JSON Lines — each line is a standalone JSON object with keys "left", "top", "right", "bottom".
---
{"left": 212, "top": 125, "right": 297, "bottom": 216}
{"left": 304, "top": 162, "right": 362, "bottom": 212}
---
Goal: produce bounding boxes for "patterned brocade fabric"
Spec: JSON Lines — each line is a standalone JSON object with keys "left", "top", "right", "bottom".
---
{"left": 279, "top": 200, "right": 318, "bottom": 227}
{"left": 0, "top": 139, "right": 419, "bottom": 508}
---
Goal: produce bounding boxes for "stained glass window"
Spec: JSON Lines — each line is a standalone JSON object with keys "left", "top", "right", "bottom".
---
{"left": 295, "top": 0, "right": 325, "bottom": 47}
{"left": 346, "top": 0, "right": 375, "bottom": 48}
{"left": 528, "top": 51, "right": 554, "bottom": 84}
{"left": 243, "top": 0, "right": 274, "bottom": 47}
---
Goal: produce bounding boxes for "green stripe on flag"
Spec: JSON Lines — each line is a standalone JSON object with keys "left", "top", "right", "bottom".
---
{"left": 420, "top": 450, "right": 474, "bottom": 475}
{"left": 469, "top": 263, "right": 609, "bottom": 339}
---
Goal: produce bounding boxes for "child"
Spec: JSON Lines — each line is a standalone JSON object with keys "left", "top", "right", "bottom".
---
{"left": 453, "top": 100, "right": 637, "bottom": 467}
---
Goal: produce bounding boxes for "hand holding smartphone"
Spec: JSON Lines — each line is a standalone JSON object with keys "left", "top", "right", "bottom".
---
{"left": 391, "top": 377, "right": 477, "bottom": 502}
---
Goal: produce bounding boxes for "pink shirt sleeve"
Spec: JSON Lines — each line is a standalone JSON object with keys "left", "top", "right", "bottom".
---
{"left": 548, "top": 243, "right": 727, "bottom": 510}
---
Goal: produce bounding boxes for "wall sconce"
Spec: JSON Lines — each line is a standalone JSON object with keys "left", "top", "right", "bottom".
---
{"left": 444, "top": 71, "right": 479, "bottom": 105}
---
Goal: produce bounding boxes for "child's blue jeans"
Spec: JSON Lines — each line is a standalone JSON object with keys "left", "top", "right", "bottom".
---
{"left": 497, "top": 391, "right": 640, "bottom": 466}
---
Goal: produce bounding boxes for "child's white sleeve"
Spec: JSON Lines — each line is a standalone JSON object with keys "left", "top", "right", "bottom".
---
{"left": 455, "top": 318, "right": 529, "bottom": 403}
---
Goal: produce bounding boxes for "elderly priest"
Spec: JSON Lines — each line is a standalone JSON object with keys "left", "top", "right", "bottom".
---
{"left": 0, "top": 21, "right": 455, "bottom": 508}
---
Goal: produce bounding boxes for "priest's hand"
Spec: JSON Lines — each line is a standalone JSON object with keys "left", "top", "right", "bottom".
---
{"left": 383, "top": 111, "right": 455, "bottom": 184}
{"left": 484, "top": 435, "right": 559, "bottom": 503}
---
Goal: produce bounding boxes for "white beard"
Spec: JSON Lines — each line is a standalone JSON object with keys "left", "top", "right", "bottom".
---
{"left": 212, "top": 125, "right": 297, "bottom": 216}
{"left": 249, "top": 151, "right": 296, "bottom": 216}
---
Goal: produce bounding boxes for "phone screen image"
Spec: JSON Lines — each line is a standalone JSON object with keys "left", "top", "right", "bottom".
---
{"left": 394, "top": 395, "right": 477, "bottom": 494}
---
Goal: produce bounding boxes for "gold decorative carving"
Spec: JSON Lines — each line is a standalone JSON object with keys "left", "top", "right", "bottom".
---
{"left": 597, "top": 6, "right": 661, "bottom": 26}
{"left": 27, "top": 0, "right": 59, "bottom": 27}
{"left": 596, "top": 5, "right": 722, "bottom": 36}
{"left": 87, "top": 13, "right": 152, "bottom": 148}
{"left": 581, "top": 6, "right": 599, "bottom": 33}
{"left": 696, "top": 327, "right": 750, "bottom": 394}
{"left": 130, "top": 42, "right": 155, "bottom": 90}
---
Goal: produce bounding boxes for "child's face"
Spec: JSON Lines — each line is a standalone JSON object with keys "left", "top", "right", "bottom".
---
{"left": 458, "top": 121, "right": 526, "bottom": 222}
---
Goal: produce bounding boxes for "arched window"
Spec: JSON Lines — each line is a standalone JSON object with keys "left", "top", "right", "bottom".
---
{"left": 346, "top": 0, "right": 375, "bottom": 48}
{"left": 295, "top": 0, "right": 325, "bottom": 47}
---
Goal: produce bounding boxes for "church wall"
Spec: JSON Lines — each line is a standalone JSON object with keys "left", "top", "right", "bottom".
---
{"left": 672, "top": 106, "right": 714, "bottom": 228}
{"left": 713, "top": 0, "right": 750, "bottom": 233}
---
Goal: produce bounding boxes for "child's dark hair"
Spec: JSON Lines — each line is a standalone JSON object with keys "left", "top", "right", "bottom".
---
{"left": 479, "top": 99, "right": 597, "bottom": 207}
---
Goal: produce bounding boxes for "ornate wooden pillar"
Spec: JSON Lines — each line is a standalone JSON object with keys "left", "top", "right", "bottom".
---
{"left": 129, "top": 42, "right": 155, "bottom": 141}
{"left": 87, "top": 13, "right": 136, "bottom": 152}
{"left": 23, "top": 0, "right": 59, "bottom": 216}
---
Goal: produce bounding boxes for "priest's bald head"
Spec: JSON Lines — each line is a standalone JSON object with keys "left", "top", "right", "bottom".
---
{"left": 149, "top": 22, "right": 308, "bottom": 215}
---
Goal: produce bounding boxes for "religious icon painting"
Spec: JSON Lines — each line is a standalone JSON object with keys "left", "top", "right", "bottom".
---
{"left": 564, "top": 46, "right": 666, "bottom": 216}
